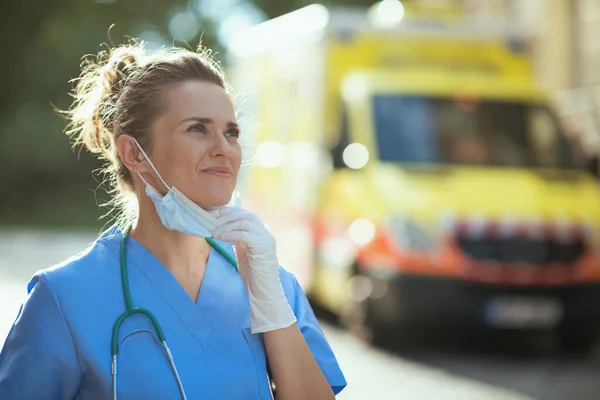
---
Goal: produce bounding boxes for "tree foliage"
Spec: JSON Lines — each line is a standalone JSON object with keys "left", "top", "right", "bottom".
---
{"left": 0, "top": 0, "right": 375, "bottom": 227}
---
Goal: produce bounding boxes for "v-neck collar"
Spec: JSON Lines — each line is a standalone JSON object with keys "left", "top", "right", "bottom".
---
{"left": 103, "top": 226, "right": 239, "bottom": 347}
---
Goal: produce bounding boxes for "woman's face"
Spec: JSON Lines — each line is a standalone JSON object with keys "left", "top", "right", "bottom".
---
{"left": 144, "top": 80, "right": 242, "bottom": 209}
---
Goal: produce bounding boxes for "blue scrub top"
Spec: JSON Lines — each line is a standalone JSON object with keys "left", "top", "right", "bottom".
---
{"left": 0, "top": 225, "right": 346, "bottom": 399}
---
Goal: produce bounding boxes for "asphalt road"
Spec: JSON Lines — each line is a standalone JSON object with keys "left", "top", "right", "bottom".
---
{"left": 1, "top": 229, "right": 600, "bottom": 399}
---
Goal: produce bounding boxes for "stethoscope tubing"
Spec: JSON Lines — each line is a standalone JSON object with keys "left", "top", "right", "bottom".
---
{"left": 110, "top": 227, "right": 277, "bottom": 400}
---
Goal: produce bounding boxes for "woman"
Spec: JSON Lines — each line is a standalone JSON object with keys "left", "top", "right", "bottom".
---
{"left": 0, "top": 42, "right": 346, "bottom": 399}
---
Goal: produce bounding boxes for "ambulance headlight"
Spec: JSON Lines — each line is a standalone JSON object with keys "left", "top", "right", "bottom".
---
{"left": 389, "top": 218, "right": 436, "bottom": 253}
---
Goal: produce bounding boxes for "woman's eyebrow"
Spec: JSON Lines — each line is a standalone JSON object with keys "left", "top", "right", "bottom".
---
{"left": 180, "top": 117, "right": 212, "bottom": 125}
{"left": 179, "top": 117, "right": 238, "bottom": 128}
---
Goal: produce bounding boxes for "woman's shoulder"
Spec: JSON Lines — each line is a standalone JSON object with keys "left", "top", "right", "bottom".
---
{"left": 28, "top": 225, "right": 122, "bottom": 294}
{"left": 277, "top": 266, "right": 299, "bottom": 287}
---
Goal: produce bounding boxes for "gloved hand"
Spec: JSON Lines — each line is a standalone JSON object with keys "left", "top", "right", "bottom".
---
{"left": 213, "top": 207, "right": 297, "bottom": 334}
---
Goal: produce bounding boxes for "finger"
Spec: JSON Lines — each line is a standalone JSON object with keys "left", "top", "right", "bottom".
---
{"left": 213, "top": 230, "right": 261, "bottom": 244}
{"left": 216, "top": 208, "right": 262, "bottom": 226}
{"left": 215, "top": 207, "right": 246, "bottom": 223}
{"left": 218, "top": 206, "right": 232, "bottom": 216}
{"left": 214, "top": 225, "right": 262, "bottom": 242}
{"left": 213, "top": 219, "right": 256, "bottom": 236}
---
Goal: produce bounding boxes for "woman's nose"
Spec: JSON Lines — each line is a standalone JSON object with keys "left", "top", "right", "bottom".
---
{"left": 209, "top": 133, "right": 236, "bottom": 157}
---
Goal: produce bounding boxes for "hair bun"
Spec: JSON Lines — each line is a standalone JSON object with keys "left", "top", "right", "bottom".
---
{"left": 62, "top": 43, "right": 147, "bottom": 161}
{"left": 100, "top": 45, "right": 145, "bottom": 130}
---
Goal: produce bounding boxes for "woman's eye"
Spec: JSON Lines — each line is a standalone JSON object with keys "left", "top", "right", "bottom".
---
{"left": 188, "top": 124, "right": 206, "bottom": 133}
{"left": 225, "top": 129, "right": 240, "bottom": 138}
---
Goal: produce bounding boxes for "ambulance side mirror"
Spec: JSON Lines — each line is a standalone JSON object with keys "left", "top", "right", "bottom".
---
{"left": 331, "top": 106, "right": 351, "bottom": 169}
{"left": 586, "top": 155, "right": 599, "bottom": 177}
{"left": 331, "top": 143, "right": 348, "bottom": 169}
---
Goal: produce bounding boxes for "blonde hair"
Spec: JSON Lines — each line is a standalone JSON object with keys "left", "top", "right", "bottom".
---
{"left": 62, "top": 40, "right": 230, "bottom": 226}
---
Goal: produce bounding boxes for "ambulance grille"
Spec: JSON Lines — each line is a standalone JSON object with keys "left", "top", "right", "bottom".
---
{"left": 456, "top": 236, "right": 586, "bottom": 265}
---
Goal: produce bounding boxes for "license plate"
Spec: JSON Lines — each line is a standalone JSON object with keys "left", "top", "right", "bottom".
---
{"left": 483, "top": 296, "right": 564, "bottom": 329}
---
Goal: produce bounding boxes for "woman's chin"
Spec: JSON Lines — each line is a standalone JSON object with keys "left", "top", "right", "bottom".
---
{"left": 196, "top": 193, "right": 234, "bottom": 210}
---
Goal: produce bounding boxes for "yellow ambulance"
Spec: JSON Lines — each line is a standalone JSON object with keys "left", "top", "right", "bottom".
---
{"left": 228, "top": 2, "right": 600, "bottom": 350}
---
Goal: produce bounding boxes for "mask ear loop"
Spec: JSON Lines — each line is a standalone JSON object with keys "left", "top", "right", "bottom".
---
{"left": 132, "top": 138, "right": 170, "bottom": 192}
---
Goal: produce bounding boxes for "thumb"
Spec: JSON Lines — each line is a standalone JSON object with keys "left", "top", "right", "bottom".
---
{"left": 233, "top": 241, "right": 250, "bottom": 280}
{"left": 233, "top": 240, "right": 249, "bottom": 258}
{"left": 218, "top": 206, "right": 232, "bottom": 216}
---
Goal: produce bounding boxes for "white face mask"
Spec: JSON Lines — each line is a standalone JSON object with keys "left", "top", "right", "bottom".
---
{"left": 132, "top": 139, "right": 239, "bottom": 238}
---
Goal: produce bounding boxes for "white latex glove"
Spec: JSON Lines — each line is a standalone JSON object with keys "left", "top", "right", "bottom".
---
{"left": 213, "top": 207, "right": 297, "bottom": 334}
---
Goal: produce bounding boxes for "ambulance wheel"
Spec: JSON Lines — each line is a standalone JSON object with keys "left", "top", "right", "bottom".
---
{"left": 558, "top": 327, "right": 598, "bottom": 355}
{"left": 340, "top": 267, "right": 394, "bottom": 348}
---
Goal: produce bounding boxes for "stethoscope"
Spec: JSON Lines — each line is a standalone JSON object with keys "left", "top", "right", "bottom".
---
{"left": 110, "top": 227, "right": 240, "bottom": 400}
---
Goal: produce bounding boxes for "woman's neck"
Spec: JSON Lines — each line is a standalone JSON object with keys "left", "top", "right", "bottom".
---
{"left": 129, "top": 200, "right": 211, "bottom": 278}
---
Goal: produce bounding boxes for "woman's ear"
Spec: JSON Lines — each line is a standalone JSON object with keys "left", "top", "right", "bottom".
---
{"left": 115, "top": 135, "right": 149, "bottom": 174}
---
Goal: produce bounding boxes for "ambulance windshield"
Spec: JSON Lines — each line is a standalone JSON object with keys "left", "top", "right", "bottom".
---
{"left": 372, "top": 95, "right": 577, "bottom": 169}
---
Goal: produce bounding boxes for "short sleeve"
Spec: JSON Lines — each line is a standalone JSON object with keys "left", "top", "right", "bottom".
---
{"left": 0, "top": 273, "right": 82, "bottom": 399}
{"left": 289, "top": 274, "right": 347, "bottom": 395}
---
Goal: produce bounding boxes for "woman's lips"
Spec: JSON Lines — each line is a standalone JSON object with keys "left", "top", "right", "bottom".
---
{"left": 202, "top": 167, "right": 233, "bottom": 177}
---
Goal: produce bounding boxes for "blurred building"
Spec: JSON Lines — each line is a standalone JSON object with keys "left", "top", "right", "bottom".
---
{"left": 460, "top": 0, "right": 600, "bottom": 156}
